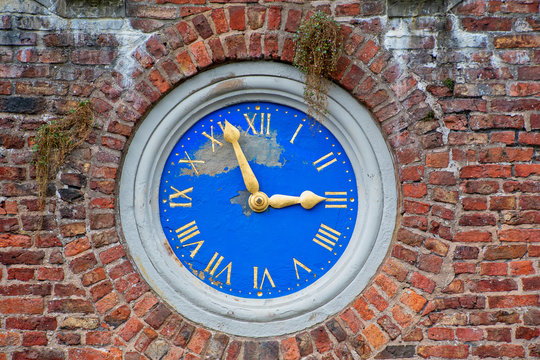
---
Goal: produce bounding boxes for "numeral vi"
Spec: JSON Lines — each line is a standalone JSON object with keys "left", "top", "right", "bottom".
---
{"left": 253, "top": 267, "right": 275, "bottom": 289}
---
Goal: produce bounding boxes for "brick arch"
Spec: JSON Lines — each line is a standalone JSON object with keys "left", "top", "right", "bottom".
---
{"left": 80, "top": 8, "right": 445, "bottom": 359}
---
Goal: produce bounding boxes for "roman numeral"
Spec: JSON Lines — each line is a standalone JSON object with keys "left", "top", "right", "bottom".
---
{"left": 313, "top": 223, "right": 341, "bottom": 251}
{"left": 324, "top": 191, "right": 348, "bottom": 209}
{"left": 290, "top": 124, "right": 303, "bottom": 144}
{"left": 204, "top": 252, "right": 232, "bottom": 285}
{"left": 202, "top": 125, "right": 223, "bottom": 152}
{"left": 293, "top": 258, "right": 311, "bottom": 280}
{"left": 175, "top": 220, "right": 200, "bottom": 243}
{"left": 244, "top": 113, "right": 271, "bottom": 135}
{"left": 169, "top": 186, "right": 193, "bottom": 208}
{"left": 253, "top": 267, "right": 275, "bottom": 289}
{"left": 182, "top": 240, "right": 204, "bottom": 258}
{"left": 313, "top": 152, "right": 337, "bottom": 172}
{"left": 178, "top": 151, "right": 204, "bottom": 175}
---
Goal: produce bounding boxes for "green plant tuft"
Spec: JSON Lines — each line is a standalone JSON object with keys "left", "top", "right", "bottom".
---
{"left": 293, "top": 11, "right": 343, "bottom": 122}
{"left": 34, "top": 101, "right": 93, "bottom": 211}
{"left": 422, "top": 110, "right": 435, "bottom": 121}
{"left": 443, "top": 78, "right": 455, "bottom": 91}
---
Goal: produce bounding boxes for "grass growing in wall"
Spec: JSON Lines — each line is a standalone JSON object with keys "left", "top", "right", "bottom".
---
{"left": 33, "top": 100, "right": 93, "bottom": 211}
{"left": 293, "top": 11, "right": 343, "bottom": 122}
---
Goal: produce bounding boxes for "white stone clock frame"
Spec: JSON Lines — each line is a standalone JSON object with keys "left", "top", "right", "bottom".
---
{"left": 118, "top": 62, "right": 398, "bottom": 337}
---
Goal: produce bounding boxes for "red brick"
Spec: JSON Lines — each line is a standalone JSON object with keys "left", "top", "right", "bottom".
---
{"left": 281, "top": 337, "right": 300, "bottom": 360}
{"left": 267, "top": 6, "right": 281, "bottom": 30}
{"left": 392, "top": 305, "right": 412, "bottom": 328}
{"left": 410, "top": 271, "right": 436, "bottom": 293}
{"left": 473, "top": 344, "right": 524, "bottom": 358}
{"left": 462, "top": 17, "right": 512, "bottom": 31}
{"left": 454, "top": 231, "right": 492, "bottom": 243}
{"left": 192, "top": 14, "right": 213, "bottom": 39}
{"left": 210, "top": 8, "right": 229, "bottom": 34}
{"left": 118, "top": 317, "right": 144, "bottom": 341}
{"left": 362, "top": 324, "right": 387, "bottom": 350}
{"left": 510, "top": 260, "right": 535, "bottom": 275}
{"left": 148, "top": 69, "right": 170, "bottom": 94}
{"left": 400, "top": 289, "right": 427, "bottom": 313}
{"left": 145, "top": 35, "right": 168, "bottom": 59}
{"left": 374, "top": 274, "right": 398, "bottom": 298}
{"left": 366, "top": 89, "right": 389, "bottom": 108}
{"left": 357, "top": 39, "right": 379, "bottom": 64}
{"left": 352, "top": 297, "right": 374, "bottom": 321}
{"left": 224, "top": 34, "right": 248, "bottom": 59}
{"left": 336, "top": 3, "right": 360, "bottom": 16}
{"left": 392, "top": 244, "right": 417, "bottom": 264}
{"left": 516, "top": 326, "right": 540, "bottom": 340}
{"left": 285, "top": 9, "right": 301, "bottom": 33}
{"left": 479, "top": 147, "right": 533, "bottom": 163}
{"left": 426, "top": 152, "right": 449, "bottom": 168}
{"left": 263, "top": 34, "right": 278, "bottom": 59}
{"left": 37, "top": 267, "right": 64, "bottom": 281}
{"left": 72, "top": 50, "right": 116, "bottom": 65}
{"left": 492, "top": 98, "right": 540, "bottom": 112}
{"left": 429, "top": 171, "right": 456, "bottom": 185}
{"left": 365, "top": 286, "right": 388, "bottom": 311}
{"left": 484, "top": 245, "right": 527, "bottom": 260}
{"left": 456, "top": 328, "right": 483, "bottom": 341}
{"left": 21, "top": 331, "right": 48, "bottom": 346}
{"left": 523, "top": 276, "right": 540, "bottom": 291}
{"left": 397, "top": 147, "right": 422, "bottom": 164}
{"left": 469, "top": 279, "right": 517, "bottom": 292}
{"left": 454, "top": 262, "right": 476, "bottom": 274}
{"left": 176, "top": 22, "right": 197, "bottom": 45}
{"left": 428, "top": 327, "right": 454, "bottom": 341}
{"left": 187, "top": 328, "right": 211, "bottom": 354}
{"left": 418, "top": 345, "right": 469, "bottom": 359}
{"left": 439, "top": 98, "right": 486, "bottom": 112}
{"left": 229, "top": 6, "right": 245, "bottom": 31}
{"left": 64, "top": 237, "right": 90, "bottom": 257}
{"left": 489, "top": 195, "right": 516, "bottom": 210}
{"left": 499, "top": 229, "right": 540, "bottom": 242}
{"left": 488, "top": 295, "right": 538, "bottom": 308}
{"left": 495, "top": 34, "right": 540, "bottom": 49}
{"left": 460, "top": 165, "right": 511, "bottom": 178}
{"left": 519, "top": 132, "right": 540, "bottom": 146}
{"left": 338, "top": 308, "right": 361, "bottom": 334}
{"left": 247, "top": 7, "right": 266, "bottom": 30}
{"left": 86, "top": 330, "right": 112, "bottom": 346}
{"left": 400, "top": 165, "right": 424, "bottom": 181}
{"left": 481, "top": 262, "right": 507, "bottom": 276}
{"left": 403, "top": 183, "right": 427, "bottom": 198}
{"left": 341, "top": 64, "right": 364, "bottom": 91}
{"left": 515, "top": 164, "right": 540, "bottom": 177}
{"left": 310, "top": 326, "right": 332, "bottom": 353}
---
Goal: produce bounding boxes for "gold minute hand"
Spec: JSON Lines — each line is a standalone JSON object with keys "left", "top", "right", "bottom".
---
{"left": 223, "top": 120, "right": 260, "bottom": 194}
{"left": 269, "top": 191, "right": 326, "bottom": 209}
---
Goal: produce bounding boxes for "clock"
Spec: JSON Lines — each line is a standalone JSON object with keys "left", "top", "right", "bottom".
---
{"left": 158, "top": 101, "right": 358, "bottom": 299}
{"left": 119, "top": 62, "right": 397, "bottom": 336}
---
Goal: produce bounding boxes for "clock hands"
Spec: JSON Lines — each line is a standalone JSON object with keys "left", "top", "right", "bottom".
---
{"left": 268, "top": 191, "right": 326, "bottom": 209}
{"left": 223, "top": 120, "right": 325, "bottom": 212}
{"left": 223, "top": 120, "right": 260, "bottom": 194}
{"left": 223, "top": 120, "right": 269, "bottom": 212}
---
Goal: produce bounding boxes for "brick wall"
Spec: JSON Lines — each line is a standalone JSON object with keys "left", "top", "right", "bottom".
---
{"left": 0, "top": 0, "right": 539, "bottom": 359}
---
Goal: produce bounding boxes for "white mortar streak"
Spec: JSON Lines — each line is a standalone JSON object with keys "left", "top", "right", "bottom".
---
{"left": 44, "top": 14, "right": 151, "bottom": 87}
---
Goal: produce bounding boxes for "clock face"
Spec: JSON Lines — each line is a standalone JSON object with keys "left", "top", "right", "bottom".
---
{"left": 158, "top": 101, "right": 358, "bottom": 299}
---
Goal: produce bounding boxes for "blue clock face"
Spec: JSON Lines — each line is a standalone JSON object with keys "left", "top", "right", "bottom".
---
{"left": 159, "top": 102, "right": 358, "bottom": 299}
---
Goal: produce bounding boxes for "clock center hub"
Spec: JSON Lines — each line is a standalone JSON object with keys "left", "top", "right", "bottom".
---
{"left": 248, "top": 191, "right": 269, "bottom": 212}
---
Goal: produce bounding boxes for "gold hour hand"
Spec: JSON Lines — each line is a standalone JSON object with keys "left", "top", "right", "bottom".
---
{"left": 223, "top": 120, "right": 260, "bottom": 194}
{"left": 269, "top": 191, "right": 326, "bottom": 210}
